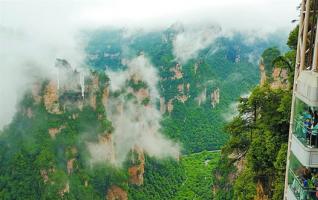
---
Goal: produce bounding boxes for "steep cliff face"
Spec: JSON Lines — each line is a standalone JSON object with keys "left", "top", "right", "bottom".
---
{"left": 160, "top": 97, "right": 166, "bottom": 114}
{"left": 177, "top": 95, "right": 189, "bottom": 103}
{"left": 44, "top": 81, "right": 61, "bottom": 114}
{"left": 106, "top": 185, "right": 128, "bottom": 200}
{"left": 167, "top": 99, "right": 174, "bottom": 113}
{"left": 197, "top": 88, "right": 207, "bottom": 106}
{"left": 128, "top": 146, "right": 145, "bottom": 186}
{"left": 211, "top": 88, "right": 220, "bottom": 108}
{"left": 89, "top": 75, "right": 100, "bottom": 110}
{"left": 259, "top": 59, "right": 267, "bottom": 86}
{"left": 59, "top": 182, "right": 70, "bottom": 197}
{"left": 171, "top": 63, "right": 183, "bottom": 80}
{"left": 29, "top": 64, "right": 127, "bottom": 198}
{"left": 270, "top": 67, "right": 288, "bottom": 89}
{"left": 259, "top": 58, "right": 288, "bottom": 89}
{"left": 48, "top": 125, "right": 65, "bottom": 139}
{"left": 255, "top": 180, "right": 269, "bottom": 200}
{"left": 102, "top": 87, "right": 110, "bottom": 107}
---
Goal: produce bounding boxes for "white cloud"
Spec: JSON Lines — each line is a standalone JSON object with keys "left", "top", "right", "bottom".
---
{"left": 173, "top": 25, "right": 222, "bottom": 63}
{"left": 88, "top": 55, "right": 180, "bottom": 165}
{"left": 0, "top": 0, "right": 299, "bottom": 129}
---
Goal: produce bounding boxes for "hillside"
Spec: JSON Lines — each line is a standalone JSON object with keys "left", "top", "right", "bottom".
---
{"left": 212, "top": 27, "right": 297, "bottom": 200}
{"left": 0, "top": 26, "right": 287, "bottom": 199}
{"left": 85, "top": 27, "right": 287, "bottom": 153}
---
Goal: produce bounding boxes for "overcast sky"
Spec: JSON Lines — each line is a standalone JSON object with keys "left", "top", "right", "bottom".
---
{"left": 0, "top": 0, "right": 301, "bottom": 129}
{"left": 0, "top": 0, "right": 300, "bottom": 32}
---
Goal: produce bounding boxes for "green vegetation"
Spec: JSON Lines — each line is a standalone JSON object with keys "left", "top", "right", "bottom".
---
{"left": 0, "top": 27, "right": 289, "bottom": 199}
{"left": 128, "top": 157, "right": 186, "bottom": 200}
{"left": 213, "top": 85, "right": 292, "bottom": 200}
{"left": 212, "top": 26, "right": 298, "bottom": 199}
{"left": 128, "top": 152, "right": 220, "bottom": 200}
{"left": 262, "top": 47, "right": 281, "bottom": 75}
{"left": 0, "top": 75, "right": 125, "bottom": 200}
{"left": 173, "top": 151, "right": 220, "bottom": 200}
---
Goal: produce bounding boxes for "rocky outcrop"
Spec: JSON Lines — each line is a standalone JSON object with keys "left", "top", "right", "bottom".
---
{"left": 167, "top": 99, "right": 174, "bottom": 113}
{"left": 160, "top": 97, "right": 166, "bottom": 114}
{"left": 48, "top": 125, "right": 65, "bottom": 139}
{"left": 177, "top": 84, "right": 184, "bottom": 93}
{"left": 177, "top": 95, "right": 188, "bottom": 103}
{"left": 40, "top": 168, "right": 55, "bottom": 183}
{"left": 255, "top": 180, "right": 269, "bottom": 200}
{"left": 90, "top": 95, "right": 97, "bottom": 110}
{"left": 259, "top": 58, "right": 288, "bottom": 89}
{"left": 171, "top": 63, "right": 183, "bottom": 80}
{"left": 67, "top": 158, "right": 75, "bottom": 175}
{"left": 89, "top": 75, "right": 100, "bottom": 110}
{"left": 186, "top": 83, "right": 190, "bottom": 92}
{"left": 259, "top": 59, "right": 267, "bottom": 86}
{"left": 102, "top": 87, "right": 110, "bottom": 106}
{"left": 197, "top": 88, "right": 207, "bottom": 106}
{"left": 211, "top": 88, "right": 220, "bottom": 108}
{"left": 59, "top": 182, "right": 70, "bottom": 197}
{"left": 40, "top": 169, "right": 50, "bottom": 183}
{"left": 270, "top": 67, "right": 288, "bottom": 90}
{"left": 44, "top": 81, "right": 61, "bottom": 114}
{"left": 128, "top": 146, "right": 145, "bottom": 186}
{"left": 106, "top": 186, "right": 128, "bottom": 200}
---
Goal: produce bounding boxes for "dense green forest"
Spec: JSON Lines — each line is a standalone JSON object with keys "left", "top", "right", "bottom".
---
{"left": 0, "top": 25, "right": 289, "bottom": 199}
{"left": 212, "top": 26, "right": 298, "bottom": 199}
{"left": 129, "top": 151, "right": 220, "bottom": 200}
{"left": 85, "top": 27, "right": 285, "bottom": 153}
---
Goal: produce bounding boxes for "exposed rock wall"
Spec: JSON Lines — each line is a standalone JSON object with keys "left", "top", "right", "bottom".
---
{"left": 167, "top": 99, "right": 174, "bottom": 113}
{"left": 170, "top": 63, "right": 183, "bottom": 80}
{"left": 44, "top": 81, "right": 61, "bottom": 114}
{"left": 259, "top": 60, "right": 267, "bottom": 86}
{"left": 255, "top": 180, "right": 269, "bottom": 200}
{"left": 128, "top": 146, "right": 145, "bottom": 186}
{"left": 106, "top": 186, "right": 128, "bottom": 200}
{"left": 103, "top": 87, "right": 110, "bottom": 106}
{"left": 259, "top": 58, "right": 289, "bottom": 89}
{"left": 270, "top": 68, "right": 288, "bottom": 90}
{"left": 186, "top": 83, "right": 190, "bottom": 92}
{"left": 177, "top": 95, "right": 188, "bottom": 103}
{"left": 197, "top": 88, "right": 207, "bottom": 106}
{"left": 48, "top": 125, "right": 65, "bottom": 139}
{"left": 211, "top": 88, "right": 220, "bottom": 108}
{"left": 160, "top": 97, "right": 166, "bottom": 114}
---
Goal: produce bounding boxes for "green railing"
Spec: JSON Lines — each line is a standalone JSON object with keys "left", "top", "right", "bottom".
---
{"left": 293, "top": 117, "right": 318, "bottom": 148}
{"left": 289, "top": 169, "right": 318, "bottom": 200}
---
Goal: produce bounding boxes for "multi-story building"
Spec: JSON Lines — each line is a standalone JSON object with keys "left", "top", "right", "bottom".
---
{"left": 285, "top": 0, "right": 318, "bottom": 199}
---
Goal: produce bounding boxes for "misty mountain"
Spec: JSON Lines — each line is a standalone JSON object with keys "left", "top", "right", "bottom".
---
{"left": 84, "top": 26, "right": 288, "bottom": 153}
{"left": 0, "top": 24, "right": 288, "bottom": 199}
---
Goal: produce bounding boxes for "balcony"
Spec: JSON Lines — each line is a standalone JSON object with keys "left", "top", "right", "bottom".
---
{"left": 291, "top": 134, "right": 318, "bottom": 167}
{"left": 288, "top": 169, "right": 318, "bottom": 200}
{"left": 295, "top": 70, "right": 318, "bottom": 107}
{"left": 291, "top": 97, "right": 318, "bottom": 167}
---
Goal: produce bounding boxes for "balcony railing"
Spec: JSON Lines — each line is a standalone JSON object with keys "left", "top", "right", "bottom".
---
{"left": 293, "top": 117, "right": 318, "bottom": 148}
{"left": 288, "top": 169, "right": 318, "bottom": 200}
